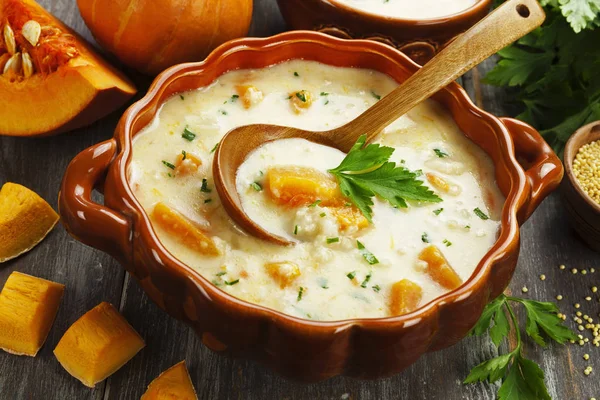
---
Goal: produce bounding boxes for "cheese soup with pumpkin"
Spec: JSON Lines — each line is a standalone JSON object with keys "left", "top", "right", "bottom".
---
{"left": 130, "top": 60, "right": 503, "bottom": 321}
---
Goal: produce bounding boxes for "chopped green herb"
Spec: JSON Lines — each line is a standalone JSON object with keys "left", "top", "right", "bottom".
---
{"left": 297, "top": 286, "right": 305, "bottom": 301}
{"left": 211, "top": 279, "right": 222, "bottom": 286}
{"left": 210, "top": 141, "right": 220, "bottom": 153}
{"left": 295, "top": 91, "right": 307, "bottom": 102}
{"left": 225, "top": 279, "right": 240, "bottom": 286}
{"left": 180, "top": 94, "right": 185, "bottom": 100}
{"left": 474, "top": 207, "right": 489, "bottom": 220}
{"left": 294, "top": 225, "right": 298, "bottom": 235}
{"left": 357, "top": 240, "right": 379, "bottom": 265}
{"left": 201, "top": 178, "right": 211, "bottom": 193}
{"left": 219, "top": 110, "right": 228, "bottom": 115}
{"left": 230, "top": 94, "right": 239, "bottom": 102}
{"left": 167, "top": 173, "right": 173, "bottom": 178}
{"left": 328, "top": 135, "right": 441, "bottom": 222}
{"left": 371, "top": 90, "right": 381, "bottom": 100}
{"left": 320, "top": 212, "right": 326, "bottom": 218}
{"left": 421, "top": 233, "right": 430, "bottom": 243}
{"left": 443, "top": 239, "right": 452, "bottom": 247}
{"left": 181, "top": 150, "right": 187, "bottom": 160}
{"left": 324, "top": 100, "right": 330, "bottom": 105}
{"left": 346, "top": 271, "right": 357, "bottom": 280}
{"left": 162, "top": 160, "right": 175, "bottom": 170}
{"left": 372, "top": 284, "right": 381, "bottom": 293}
{"left": 182, "top": 127, "right": 196, "bottom": 141}
{"left": 466, "top": 225, "right": 471, "bottom": 229}
{"left": 400, "top": 159, "right": 406, "bottom": 164}
{"left": 320, "top": 282, "right": 329, "bottom": 289}
{"left": 250, "top": 182, "right": 262, "bottom": 191}
{"left": 286, "top": 95, "right": 293, "bottom": 100}
{"left": 308, "top": 199, "right": 321, "bottom": 208}
{"left": 204, "top": 199, "right": 212, "bottom": 204}
{"left": 326, "top": 237, "right": 340, "bottom": 244}
{"left": 433, "top": 208, "right": 444, "bottom": 215}
{"left": 216, "top": 271, "right": 227, "bottom": 277}
{"left": 294, "top": 71, "right": 299, "bottom": 77}
{"left": 320, "top": 92, "right": 329, "bottom": 96}
{"left": 434, "top": 148, "right": 449, "bottom": 158}
{"left": 360, "top": 272, "right": 372, "bottom": 288}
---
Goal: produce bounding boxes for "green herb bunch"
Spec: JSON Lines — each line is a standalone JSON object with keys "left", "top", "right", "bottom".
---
{"left": 486, "top": 0, "right": 600, "bottom": 154}
{"left": 465, "top": 294, "right": 578, "bottom": 399}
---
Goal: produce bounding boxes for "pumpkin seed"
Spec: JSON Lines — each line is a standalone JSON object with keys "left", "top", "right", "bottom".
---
{"left": 22, "top": 20, "right": 41, "bottom": 47}
{"left": 3, "top": 24, "right": 16, "bottom": 55}
{"left": 22, "top": 52, "right": 33, "bottom": 78}
{"left": 3, "top": 52, "right": 22, "bottom": 75}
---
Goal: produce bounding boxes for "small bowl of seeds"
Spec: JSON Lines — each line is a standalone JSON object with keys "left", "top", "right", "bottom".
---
{"left": 562, "top": 120, "right": 600, "bottom": 251}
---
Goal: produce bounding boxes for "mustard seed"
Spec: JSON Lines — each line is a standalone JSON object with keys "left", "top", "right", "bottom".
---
{"left": 557, "top": 295, "right": 564, "bottom": 300}
{"left": 521, "top": 286, "right": 528, "bottom": 293}
{"left": 573, "top": 139, "right": 600, "bottom": 204}
{"left": 560, "top": 264, "right": 566, "bottom": 270}
{"left": 539, "top": 274, "right": 546, "bottom": 280}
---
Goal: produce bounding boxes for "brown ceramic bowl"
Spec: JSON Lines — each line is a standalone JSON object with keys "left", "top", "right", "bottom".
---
{"left": 59, "top": 31, "right": 562, "bottom": 382}
{"left": 276, "top": 0, "right": 492, "bottom": 64}
{"left": 562, "top": 121, "right": 600, "bottom": 252}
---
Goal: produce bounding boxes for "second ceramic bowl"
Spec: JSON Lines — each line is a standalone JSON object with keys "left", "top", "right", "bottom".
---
{"left": 276, "top": 0, "right": 492, "bottom": 64}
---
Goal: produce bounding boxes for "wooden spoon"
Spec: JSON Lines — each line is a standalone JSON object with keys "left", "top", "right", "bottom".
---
{"left": 213, "top": 0, "right": 545, "bottom": 246}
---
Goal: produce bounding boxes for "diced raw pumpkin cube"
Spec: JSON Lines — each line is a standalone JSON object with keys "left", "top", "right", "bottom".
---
{"left": 0, "top": 182, "right": 59, "bottom": 263}
{"left": 0, "top": 272, "right": 64, "bottom": 356}
{"left": 236, "top": 85, "right": 263, "bottom": 109}
{"left": 152, "top": 202, "right": 219, "bottom": 256}
{"left": 389, "top": 279, "right": 423, "bottom": 316}
{"left": 418, "top": 245, "right": 463, "bottom": 290}
{"left": 426, "top": 173, "right": 450, "bottom": 193}
{"left": 265, "top": 261, "right": 301, "bottom": 288}
{"left": 175, "top": 152, "right": 202, "bottom": 176}
{"left": 141, "top": 361, "right": 198, "bottom": 400}
{"left": 331, "top": 207, "right": 369, "bottom": 231}
{"left": 266, "top": 166, "right": 345, "bottom": 208}
{"left": 290, "top": 90, "right": 313, "bottom": 113}
{"left": 53, "top": 302, "right": 145, "bottom": 388}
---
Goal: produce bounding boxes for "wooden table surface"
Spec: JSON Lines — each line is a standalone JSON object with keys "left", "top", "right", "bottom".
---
{"left": 1, "top": 1, "right": 599, "bottom": 399}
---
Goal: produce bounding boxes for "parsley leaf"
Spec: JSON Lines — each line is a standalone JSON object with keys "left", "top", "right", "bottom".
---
{"left": 328, "top": 135, "right": 441, "bottom": 221}
{"left": 465, "top": 294, "right": 576, "bottom": 399}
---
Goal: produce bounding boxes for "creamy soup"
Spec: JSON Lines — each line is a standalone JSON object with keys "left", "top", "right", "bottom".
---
{"left": 130, "top": 60, "right": 503, "bottom": 321}
{"left": 337, "top": 0, "right": 479, "bottom": 19}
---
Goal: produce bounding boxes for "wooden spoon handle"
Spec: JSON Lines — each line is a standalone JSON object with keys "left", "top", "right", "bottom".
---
{"left": 334, "top": 0, "right": 545, "bottom": 150}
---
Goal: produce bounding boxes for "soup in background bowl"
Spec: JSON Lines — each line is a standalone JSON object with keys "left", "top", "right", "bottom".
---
{"left": 59, "top": 32, "right": 562, "bottom": 381}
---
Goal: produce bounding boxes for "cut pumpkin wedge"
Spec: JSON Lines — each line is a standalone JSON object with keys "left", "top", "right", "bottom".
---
{"left": 151, "top": 202, "right": 219, "bottom": 256}
{"left": 0, "top": 182, "right": 59, "bottom": 263}
{"left": 53, "top": 302, "right": 145, "bottom": 388}
{"left": 0, "top": 0, "right": 136, "bottom": 136}
{"left": 141, "top": 361, "right": 198, "bottom": 400}
{"left": 0, "top": 271, "right": 64, "bottom": 356}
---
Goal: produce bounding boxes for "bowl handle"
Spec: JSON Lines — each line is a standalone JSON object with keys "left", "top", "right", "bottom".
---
{"left": 59, "top": 139, "right": 131, "bottom": 264}
{"left": 500, "top": 117, "right": 564, "bottom": 224}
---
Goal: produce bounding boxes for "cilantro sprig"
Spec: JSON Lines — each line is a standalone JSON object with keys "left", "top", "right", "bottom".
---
{"left": 327, "top": 135, "right": 441, "bottom": 222}
{"left": 465, "top": 294, "right": 577, "bottom": 399}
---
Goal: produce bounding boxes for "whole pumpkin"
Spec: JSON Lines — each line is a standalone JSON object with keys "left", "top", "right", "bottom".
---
{"left": 76, "top": 0, "right": 253, "bottom": 75}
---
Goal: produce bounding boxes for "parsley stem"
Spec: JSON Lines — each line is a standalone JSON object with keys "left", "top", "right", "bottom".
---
{"left": 505, "top": 301, "right": 521, "bottom": 351}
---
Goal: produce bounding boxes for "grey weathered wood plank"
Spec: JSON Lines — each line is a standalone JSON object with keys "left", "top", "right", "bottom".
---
{"left": 1, "top": 0, "right": 599, "bottom": 399}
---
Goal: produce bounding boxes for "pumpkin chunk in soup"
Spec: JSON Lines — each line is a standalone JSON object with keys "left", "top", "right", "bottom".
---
{"left": 389, "top": 279, "right": 423, "bottom": 316}
{"left": 418, "top": 245, "right": 463, "bottom": 290}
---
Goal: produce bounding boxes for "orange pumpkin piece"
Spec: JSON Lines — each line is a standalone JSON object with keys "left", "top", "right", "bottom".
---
{"left": 290, "top": 90, "right": 313, "bottom": 113}
{"left": 151, "top": 202, "right": 219, "bottom": 257}
{"left": 418, "top": 245, "right": 463, "bottom": 290}
{"left": 141, "top": 361, "right": 198, "bottom": 400}
{"left": 266, "top": 166, "right": 345, "bottom": 208}
{"left": 236, "top": 85, "right": 263, "bottom": 109}
{"left": 53, "top": 302, "right": 145, "bottom": 388}
{"left": 0, "top": 182, "right": 59, "bottom": 263}
{"left": 0, "top": 271, "right": 64, "bottom": 356}
{"left": 389, "top": 279, "right": 423, "bottom": 316}
{"left": 331, "top": 207, "right": 369, "bottom": 232}
{"left": 264, "top": 261, "right": 301, "bottom": 288}
{"left": 175, "top": 152, "right": 202, "bottom": 176}
{"left": 426, "top": 173, "right": 450, "bottom": 193}
{"left": 0, "top": 0, "right": 136, "bottom": 136}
